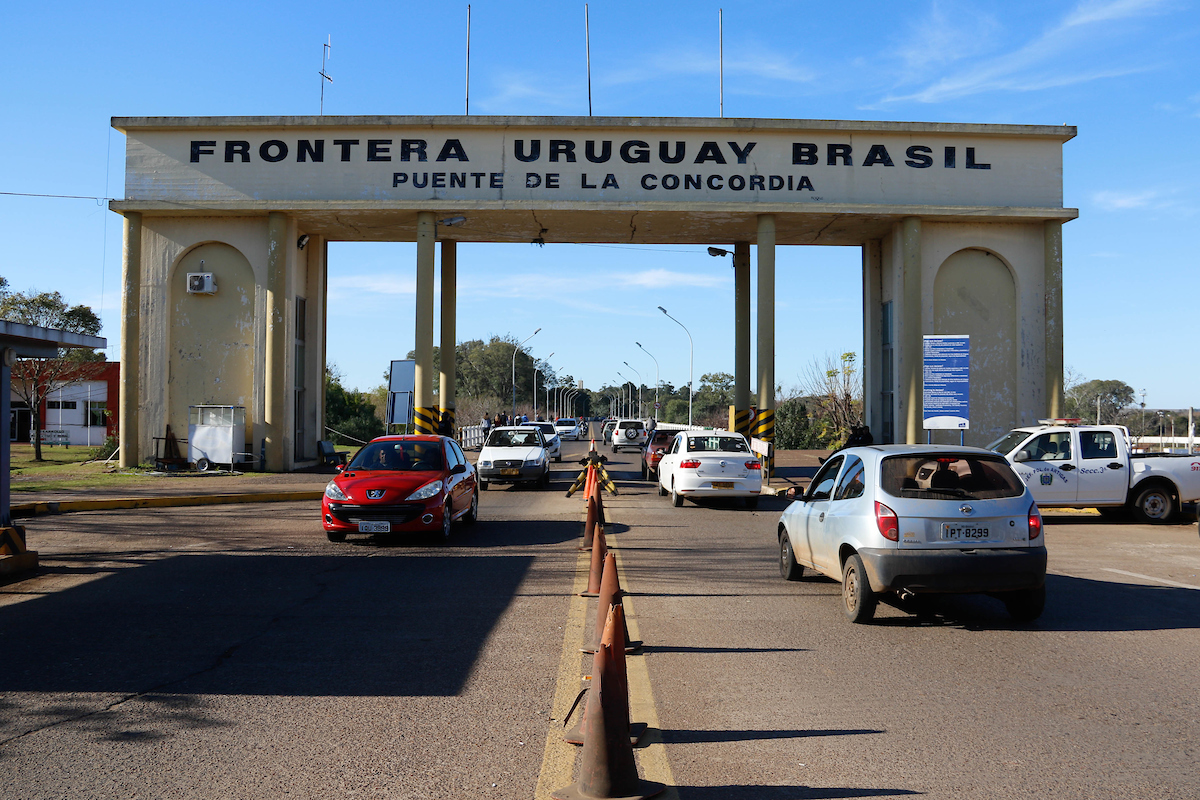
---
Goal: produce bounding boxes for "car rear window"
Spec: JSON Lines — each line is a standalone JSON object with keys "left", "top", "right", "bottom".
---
{"left": 557, "top": 419, "right": 576, "bottom": 426}
{"left": 687, "top": 435, "right": 749, "bottom": 453}
{"left": 880, "top": 454, "right": 1024, "bottom": 500}
{"left": 619, "top": 421, "right": 644, "bottom": 430}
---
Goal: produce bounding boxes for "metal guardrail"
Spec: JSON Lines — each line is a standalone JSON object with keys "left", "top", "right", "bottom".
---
{"left": 460, "top": 424, "right": 486, "bottom": 450}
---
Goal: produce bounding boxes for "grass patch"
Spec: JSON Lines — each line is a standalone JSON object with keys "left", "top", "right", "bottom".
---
{"left": 9, "top": 443, "right": 157, "bottom": 494}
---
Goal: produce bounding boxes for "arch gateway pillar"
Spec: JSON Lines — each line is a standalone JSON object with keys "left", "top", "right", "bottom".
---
{"left": 112, "top": 116, "right": 1075, "bottom": 468}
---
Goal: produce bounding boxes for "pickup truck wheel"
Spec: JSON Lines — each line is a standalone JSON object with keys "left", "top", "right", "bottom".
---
{"left": 779, "top": 533, "right": 803, "bottom": 581}
{"left": 1003, "top": 585, "right": 1045, "bottom": 622}
{"left": 841, "top": 554, "right": 877, "bottom": 623}
{"left": 1132, "top": 483, "right": 1176, "bottom": 523}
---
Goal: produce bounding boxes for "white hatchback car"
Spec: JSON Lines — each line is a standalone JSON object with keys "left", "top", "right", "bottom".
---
{"left": 656, "top": 430, "right": 762, "bottom": 508}
{"left": 777, "top": 445, "right": 1047, "bottom": 623}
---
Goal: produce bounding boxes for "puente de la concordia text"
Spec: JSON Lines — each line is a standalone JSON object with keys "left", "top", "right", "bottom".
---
{"left": 110, "top": 115, "right": 1076, "bottom": 471}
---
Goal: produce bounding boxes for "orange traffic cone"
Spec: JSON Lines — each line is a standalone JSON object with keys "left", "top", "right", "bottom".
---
{"left": 553, "top": 605, "right": 665, "bottom": 800}
{"left": 580, "top": 526, "right": 607, "bottom": 597}
{"left": 583, "top": 553, "right": 639, "bottom": 654}
{"left": 581, "top": 493, "right": 600, "bottom": 551}
{"left": 591, "top": 479, "right": 607, "bottom": 525}
{"left": 584, "top": 463, "right": 597, "bottom": 506}
{"left": 564, "top": 596, "right": 647, "bottom": 746}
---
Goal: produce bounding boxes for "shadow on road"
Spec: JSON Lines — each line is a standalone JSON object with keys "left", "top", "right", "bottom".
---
{"left": 676, "top": 786, "right": 920, "bottom": 799}
{"left": 663, "top": 728, "right": 882, "bottom": 744}
{"left": 0, "top": 552, "right": 532, "bottom": 697}
{"left": 866, "top": 572, "right": 1200, "bottom": 632}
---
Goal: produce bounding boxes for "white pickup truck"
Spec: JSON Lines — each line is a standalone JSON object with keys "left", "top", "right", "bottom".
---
{"left": 988, "top": 423, "right": 1200, "bottom": 523}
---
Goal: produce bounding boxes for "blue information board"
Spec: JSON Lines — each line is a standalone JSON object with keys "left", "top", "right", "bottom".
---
{"left": 923, "top": 335, "right": 970, "bottom": 430}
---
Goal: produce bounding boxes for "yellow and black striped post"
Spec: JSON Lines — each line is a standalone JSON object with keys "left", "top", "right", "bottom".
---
{"left": 414, "top": 406, "right": 439, "bottom": 435}
{"left": 751, "top": 407, "right": 775, "bottom": 476}
{"left": 730, "top": 405, "right": 752, "bottom": 437}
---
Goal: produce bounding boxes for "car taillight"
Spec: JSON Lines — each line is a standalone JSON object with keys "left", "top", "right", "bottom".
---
{"left": 1028, "top": 502, "right": 1042, "bottom": 540}
{"left": 875, "top": 501, "right": 899, "bottom": 541}
{"left": 680, "top": 459, "right": 701, "bottom": 469}
{"left": 745, "top": 461, "right": 762, "bottom": 470}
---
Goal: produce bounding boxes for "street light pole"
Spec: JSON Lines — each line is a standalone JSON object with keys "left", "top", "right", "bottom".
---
{"left": 533, "top": 351, "right": 554, "bottom": 421}
{"left": 635, "top": 342, "right": 660, "bottom": 421}
{"left": 512, "top": 328, "right": 541, "bottom": 421}
{"left": 623, "top": 361, "right": 643, "bottom": 418}
{"left": 658, "top": 306, "right": 694, "bottom": 426}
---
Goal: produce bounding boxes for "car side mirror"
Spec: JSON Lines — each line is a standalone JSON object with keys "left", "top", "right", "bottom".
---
{"left": 1013, "top": 451, "right": 1030, "bottom": 463}
{"left": 785, "top": 486, "right": 799, "bottom": 500}
{"left": 335, "top": 463, "right": 345, "bottom": 472}
{"left": 451, "top": 463, "right": 466, "bottom": 474}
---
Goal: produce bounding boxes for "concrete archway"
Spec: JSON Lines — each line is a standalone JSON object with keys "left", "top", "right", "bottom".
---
{"left": 168, "top": 242, "right": 257, "bottom": 448}
{"left": 933, "top": 247, "right": 1017, "bottom": 446}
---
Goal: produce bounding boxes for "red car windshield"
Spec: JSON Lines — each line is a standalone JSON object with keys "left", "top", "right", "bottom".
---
{"left": 349, "top": 441, "right": 445, "bottom": 471}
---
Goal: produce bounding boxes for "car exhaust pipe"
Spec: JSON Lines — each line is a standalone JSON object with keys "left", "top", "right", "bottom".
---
{"left": 897, "top": 588, "right": 916, "bottom": 603}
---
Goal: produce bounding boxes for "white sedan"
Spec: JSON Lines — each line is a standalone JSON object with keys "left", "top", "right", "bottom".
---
{"left": 554, "top": 418, "right": 581, "bottom": 441}
{"left": 525, "top": 421, "right": 563, "bottom": 462}
{"left": 656, "top": 431, "right": 762, "bottom": 508}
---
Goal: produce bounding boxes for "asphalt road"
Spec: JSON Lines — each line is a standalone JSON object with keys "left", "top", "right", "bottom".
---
{"left": 2, "top": 437, "right": 1197, "bottom": 799}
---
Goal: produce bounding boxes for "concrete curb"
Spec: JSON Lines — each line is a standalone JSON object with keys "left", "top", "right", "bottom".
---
{"left": 11, "top": 491, "right": 325, "bottom": 519}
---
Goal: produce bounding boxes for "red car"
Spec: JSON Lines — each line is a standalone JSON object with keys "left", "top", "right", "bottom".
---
{"left": 641, "top": 430, "right": 677, "bottom": 480}
{"left": 322, "top": 435, "right": 478, "bottom": 543}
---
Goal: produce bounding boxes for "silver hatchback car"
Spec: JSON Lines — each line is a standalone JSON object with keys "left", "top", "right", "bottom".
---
{"left": 777, "top": 445, "right": 1047, "bottom": 623}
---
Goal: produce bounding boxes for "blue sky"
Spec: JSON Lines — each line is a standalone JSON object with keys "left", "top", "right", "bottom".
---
{"left": 3, "top": 0, "right": 1197, "bottom": 409}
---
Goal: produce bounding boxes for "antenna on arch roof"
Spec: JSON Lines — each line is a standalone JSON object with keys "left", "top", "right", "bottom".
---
{"left": 319, "top": 35, "right": 333, "bottom": 115}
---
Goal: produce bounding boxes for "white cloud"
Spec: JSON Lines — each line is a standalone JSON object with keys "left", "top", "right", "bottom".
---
{"left": 328, "top": 274, "right": 415, "bottom": 300}
{"left": 610, "top": 268, "right": 729, "bottom": 290}
{"left": 881, "top": 0, "right": 1173, "bottom": 104}
{"left": 1060, "top": 0, "right": 1170, "bottom": 28}
{"left": 602, "top": 46, "right": 814, "bottom": 88}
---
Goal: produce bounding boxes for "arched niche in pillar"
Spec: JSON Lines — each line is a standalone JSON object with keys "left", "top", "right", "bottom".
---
{"left": 168, "top": 241, "right": 256, "bottom": 446}
{"left": 933, "top": 247, "right": 1017, "bottom": 447}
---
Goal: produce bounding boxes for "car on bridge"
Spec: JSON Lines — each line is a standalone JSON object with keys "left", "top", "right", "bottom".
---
{"left": 612, "top": 419, "right": 649, "bottom": 452}
{"left": 554, "top": 417, "right": 581, "bottom": 441}
{"left": 601, "top": 419, "right": 618, "bottom": 444}
{"left": 322, "top": 435, "right": 478, "bottom": 543}
{"left": 656, "top": 430, "right": 762, "bottom": 507}
{"left": 477, "top": 426, "right": 552, "bottom": 490}
{"left": 524, "top": 421, "right": 563, "bottom": 462}
{"left": 777, "top": 445, "right": 1047, "bottom": 623}
{"left": 641, "top": 429, "right": 676, "bottom": 480}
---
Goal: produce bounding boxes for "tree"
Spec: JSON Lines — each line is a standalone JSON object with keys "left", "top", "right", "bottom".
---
{"left": 693, "top": 372, "right": 735, "bottom": 426}
{"left": 324, "top": 365, "right": 384, "bottom": 445}
{"left": 799, "top": 352, "right": 862, "bottom": 448}
{"left": 1064, "top": 378, "right": 1135, "bottom": 425}
{"left": 775, "top": 398, "right": 823, "bottom": 450}
{"left": 0, "top": 278, "right": 105, "bottom": 461}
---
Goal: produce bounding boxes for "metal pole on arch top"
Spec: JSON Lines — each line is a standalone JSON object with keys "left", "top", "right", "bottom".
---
{"left": 465, "top": 5, "right": 471, "bottom": 115}
{"left": 585, "top": 4, "right": 592, "bottom": 116}
{"left": 719, "top": 8, "right": 724, "bottom": 118}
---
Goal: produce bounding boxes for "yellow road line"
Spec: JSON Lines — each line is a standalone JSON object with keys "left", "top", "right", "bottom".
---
{"left": 534, "top": 507, "right": 678, "bottom": 799}
{"left": 534, "top": 545, "right": 590, "bottom": 799}
{"left": 613, "top": 543, "right": 679, "bottom": 798}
